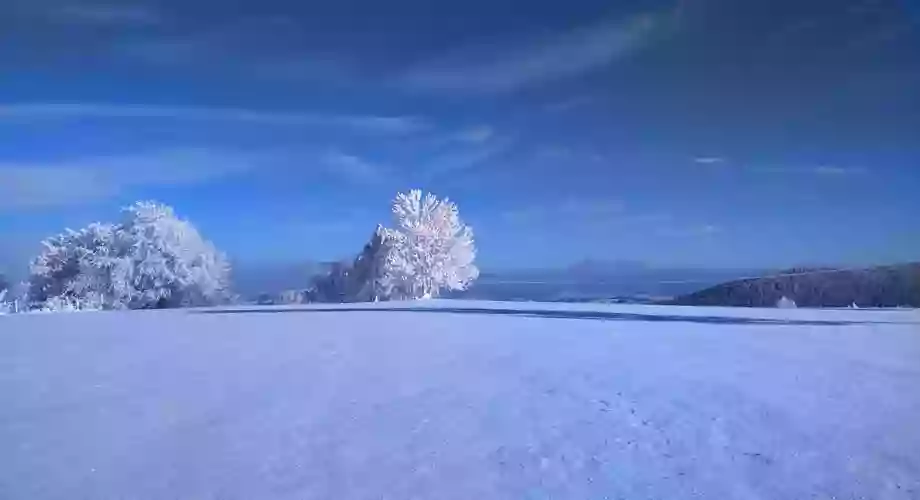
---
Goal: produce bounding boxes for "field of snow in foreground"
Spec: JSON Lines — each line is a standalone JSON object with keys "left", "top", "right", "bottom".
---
{"left": 1, "top": 302, "right": 918, "bottom": 499}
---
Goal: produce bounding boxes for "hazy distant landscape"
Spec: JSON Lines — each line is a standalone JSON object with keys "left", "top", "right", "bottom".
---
{"left": 449, "top": 264, "right": 764, "bottom": 302}
{"left": 225, "top": 259, "right": 765, "bottom": 304}
{"left": 228, "top": 259, "right": 920, "bottom": 308}
{"left": 6, "top": 257, "right": 918, "bottom": 309}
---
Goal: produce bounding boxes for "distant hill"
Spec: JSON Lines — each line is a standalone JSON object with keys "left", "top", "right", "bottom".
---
{"left": 460, "top": 264, "right": 767, "bottom": 302}
{"left": 674, "top": 263, "right": 920, "bottom": 308}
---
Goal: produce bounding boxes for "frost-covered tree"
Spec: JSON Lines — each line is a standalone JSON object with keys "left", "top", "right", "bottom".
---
{"left": 306, "top": 190, "right": 478, "bottom": 303}
{"left": 27, "top": 222, "right": 127, "bottom": 309}
{"left": 27, "top": 201, "right": 231, "bottom": 310}
{"left": 116, "top": 201, "right": 231, "bottom": 308}
{"left": 381, "top": 189, "right": 478, "bottom": 300}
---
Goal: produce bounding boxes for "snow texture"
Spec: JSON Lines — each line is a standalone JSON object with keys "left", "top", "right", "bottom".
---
{"left": 1, "top": 301, "right": 918, "bottom": 499}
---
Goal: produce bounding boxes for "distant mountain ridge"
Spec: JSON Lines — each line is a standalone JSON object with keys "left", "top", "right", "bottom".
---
{"left": 674, "top": 262, "right": 920, "bottom": 308}
{"left": 480, "top": 261, "right": 765, "bottom": 282}
{"left": 462, "top": 263, "right": 768, "bottom": 302}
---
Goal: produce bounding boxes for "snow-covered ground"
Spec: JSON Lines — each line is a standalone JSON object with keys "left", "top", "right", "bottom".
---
{"left": 1, "top": 301, "right": 918, "bottom": 499}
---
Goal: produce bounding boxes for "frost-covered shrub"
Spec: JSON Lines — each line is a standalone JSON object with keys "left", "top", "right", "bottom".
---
{"left": 0, "top": 282, "right": 26, "bottom": 314}
{"left": 278, "top": 289, "right": 306, "bottom": 304}
{"left": 777, "top": 296, "right": 798, "bottom": 309}
{"left": 27, "top": 222, "right": 126, "bottom": 309}
{"left": 27, "top": 201, "right": 232, "bottom": 311}
{"left": 37, "top": 294, "right": 102, "bottom": 313}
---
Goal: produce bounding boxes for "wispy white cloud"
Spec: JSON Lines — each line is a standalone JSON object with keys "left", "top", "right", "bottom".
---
{"left": 334, "top": 116, "right": 428, "bottom": 135}
{"left": 255, "top": 57, "right": 361, "bottom": 84}
{"left": 0, "top": 102, "right": 428, "bottom": 135}
{"left": 503, "top": 198, "right": 626, "bottom": 223}
{"left": 50, "top": 4, "right": 161, "bottom": 25}
{"left": 543, "top": 95, "right": 598, "bottom": 112}
{"left": 500, "top": 207, "right": 546, "bottom": 223}
{"left": 528, "top": 145, "right": 609, "bottom": 168}
{"left": 695, "top": 157, "right": 868, "bottom": 177}
{"left": 559, "top": 199, "right": 627, "bottom": 216}
{"left": 110, "top": 16, "right": 361, "bottom": 83}
{"left": 399, "top": 13, "right": 662, "bottom": 93}
{"left": 321, "top": 151, "right": 385, "bottom": 184}
{"left": 422, "top": 139, "right": 512, "bottom": 180}
{"left": 812, "top": 165, "right": 867, "bottom": 176}
{"left": 502, "top": 201, "right": 719, "bottom": 240}
{"left": 754, "top": 165, "right": 867, "bottom": 176}
{"left": 454, "top": 125, "right": 495, "bottom": 144}
{"left": 117, "top": 38, "right": 206, "bottom": 65}
{"left": 532, "top": 145, "right": 577, "bottom": 162}
{"left": 0, "top": 148, "right": 259, "bottom": 210}
{"left": 0, "top": 167, "right": 112, "bottom": 208}
{"left": 656, "top": 224, "right": 722, "bottom": 237}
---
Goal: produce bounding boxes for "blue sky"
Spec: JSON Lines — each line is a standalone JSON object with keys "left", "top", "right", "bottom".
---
{"left": 1, "top": 0, "right": 918, "bottom": 276}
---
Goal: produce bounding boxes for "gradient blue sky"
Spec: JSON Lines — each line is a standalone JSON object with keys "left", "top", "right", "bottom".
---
{"left": 1, "top": 0, "right": 918, "bottom": 275}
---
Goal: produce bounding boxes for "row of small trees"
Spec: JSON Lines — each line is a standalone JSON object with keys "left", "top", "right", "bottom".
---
{"left": 2, "top": 189, "right": 479, "bottom": 312}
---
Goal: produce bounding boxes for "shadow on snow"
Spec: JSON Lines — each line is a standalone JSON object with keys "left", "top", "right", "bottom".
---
{"left": 196, "top": 306, "right": 889, "bottom": 326}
